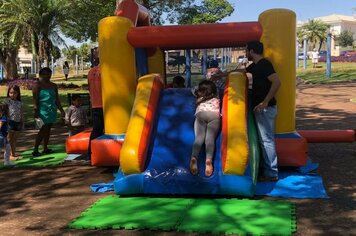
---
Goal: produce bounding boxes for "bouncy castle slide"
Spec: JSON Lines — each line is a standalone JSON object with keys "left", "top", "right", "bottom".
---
{"left": 114, "top": 73, "right": 260, "bottom": 197}
{"left": 74, "top": 4, "right": 315, "bottom": 197}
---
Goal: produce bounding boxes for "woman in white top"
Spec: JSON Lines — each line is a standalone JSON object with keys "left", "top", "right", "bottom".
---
{"left": 63, "top": 61, "right": 70, "bottom": 80}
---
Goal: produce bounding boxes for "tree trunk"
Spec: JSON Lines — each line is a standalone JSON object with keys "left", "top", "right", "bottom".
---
{"left": 3, "top": 48, "right": 18, "bottom": 80}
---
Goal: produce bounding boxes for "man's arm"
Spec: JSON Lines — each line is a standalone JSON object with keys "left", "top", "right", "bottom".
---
{"left": 253, "top": 73, "right": 281, "bottom": 112}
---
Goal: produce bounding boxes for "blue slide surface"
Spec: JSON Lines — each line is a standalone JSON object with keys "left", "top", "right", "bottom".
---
{"left": 114, "top": 88, "right": 255, "bottom": 196}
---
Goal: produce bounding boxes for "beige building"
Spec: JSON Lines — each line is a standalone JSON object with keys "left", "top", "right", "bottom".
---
{"left": 299, "top": 14, "right": 356, "bottom": 56}
{"left": 17, "top": 46, "right": 33, "bottom": 73}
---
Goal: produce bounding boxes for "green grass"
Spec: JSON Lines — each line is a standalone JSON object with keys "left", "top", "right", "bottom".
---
{"left": 297, "top": 62, "right": 356, "bottom": 84}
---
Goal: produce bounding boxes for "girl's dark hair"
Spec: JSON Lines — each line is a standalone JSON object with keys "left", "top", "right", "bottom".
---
{"left": 7, "top": 85, "right": 21, "bottom": 101}
{"left": 71, "top": 94, "right": 81, "bottom": 102}
{"left": 195, "top": 80, "right": 217, "bottom": 106}
{"left": 39, "top": 67, "right": 52, "bottom": 76}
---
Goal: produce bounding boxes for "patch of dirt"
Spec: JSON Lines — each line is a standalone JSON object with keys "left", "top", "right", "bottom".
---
{"left": 0, "top": 82, "right": 355, "bottom": 235}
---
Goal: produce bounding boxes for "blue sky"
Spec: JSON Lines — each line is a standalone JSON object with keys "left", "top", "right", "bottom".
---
{"left": 64, "top": 0, "right": 355, "bottom": 47}
{"left": 222, "top": 0, "right": 355, "bottom": 22}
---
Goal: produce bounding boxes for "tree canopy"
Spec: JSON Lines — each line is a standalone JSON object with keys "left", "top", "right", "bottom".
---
{"left": 338, "top": 30, "right": 354, "bottom": 47}
{"left": 61, "top": 0, "right": 116, "bottom": 42}
{"left": 61, "top": 0, "right": 197, "bottom": 42}
{"left": 0, "top": 0, "right": 68, "bottom": 66}
{"left": 169, "top": 0, "right": 234, "bottom": 25}
{"left": 297, "top": 19, "right": 330, "bottom": 50}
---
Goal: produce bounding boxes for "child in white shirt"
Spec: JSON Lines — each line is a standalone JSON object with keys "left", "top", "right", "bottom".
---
{"left": 65, "top": 94, "right": 87, "bottom": 136}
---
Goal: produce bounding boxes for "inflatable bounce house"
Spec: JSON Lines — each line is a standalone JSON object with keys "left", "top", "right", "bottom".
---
{"left": 66, "top": 0, "right": 355, "bottom": 197}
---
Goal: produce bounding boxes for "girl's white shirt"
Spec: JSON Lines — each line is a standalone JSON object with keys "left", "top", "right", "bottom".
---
{"left": 195, "top": 97, "right": 220, "bottom": 116}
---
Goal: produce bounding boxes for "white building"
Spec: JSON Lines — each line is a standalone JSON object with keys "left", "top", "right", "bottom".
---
{"left": 315, "top": 14, "right": 356, "bottom": 55}
{"left": 17, "top": 46, "right": 33, "bottom": 73}
{"left": 299, "top": 14, "right": 356, "bottom": 56}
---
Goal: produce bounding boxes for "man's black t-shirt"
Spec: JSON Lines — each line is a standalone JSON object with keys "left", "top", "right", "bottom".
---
{"left": 246, "top": 58, "right": 277, "bottom": 108}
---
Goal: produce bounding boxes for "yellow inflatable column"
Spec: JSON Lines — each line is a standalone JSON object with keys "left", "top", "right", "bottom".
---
{"left": 258, "top": 9, "right": 296, "bottom": 134}
{"left": 147, "top": 49, "right": 165, "bottom": 82}
{"left": 98, "top": 16, "right": 137, "bottom": 134}
{"left": 120, "top": 74, "right": 163, "bottom": 174}
{"left": 221, "top": 73, "right": 249, "bottom": 175}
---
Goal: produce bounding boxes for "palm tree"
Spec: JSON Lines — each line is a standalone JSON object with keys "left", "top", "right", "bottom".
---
{"left": 0, "top": 34, "right": 19, "bottom": 79}
{"left": 0, "top": 0, "right": 68, "bottom": 75}
{"left": 298, "top": 19, "right": 330, "bottom": 51}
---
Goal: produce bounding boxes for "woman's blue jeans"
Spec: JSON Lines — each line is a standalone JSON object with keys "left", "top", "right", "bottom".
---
{"left": 254, "top": 105, "right": 278, "bottom": 177}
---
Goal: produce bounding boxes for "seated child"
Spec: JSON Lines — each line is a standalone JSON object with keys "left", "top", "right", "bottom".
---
{"left": 65, "top": 94, "right": 88, "bottom": 136}
{"left": 166, "top": 75, "right": 186, "bottom": 88}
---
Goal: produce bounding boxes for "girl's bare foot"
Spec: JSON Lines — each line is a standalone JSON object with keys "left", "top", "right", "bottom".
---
{"left": 205, "top": 159, "right": 213, "bottom": 177}
{"left": 190, "top": 157, "right": 198, "bottom": 175}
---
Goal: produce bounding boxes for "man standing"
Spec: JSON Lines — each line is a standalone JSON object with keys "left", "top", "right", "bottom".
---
{"left": 245, "top": 41, "right": 281, "bottom": 181}
{"left": 88, "top": 48, "right": 104, "bottom": 159}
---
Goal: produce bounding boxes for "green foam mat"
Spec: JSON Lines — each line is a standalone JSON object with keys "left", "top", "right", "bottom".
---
{"left": 0, "top": 144, "right": 67, "bottom": 168}
{"left": 69, "top": 196, "right": 296, "bottom": 235}
{"left": 178, "top": 198, "right": 296, "bottom": 234}
{"left": 69, "top": 195, "right": 193, "bottom": 230}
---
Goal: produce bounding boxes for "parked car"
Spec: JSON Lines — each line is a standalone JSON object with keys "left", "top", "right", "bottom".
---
{"left": 298, "top": 53, "right": 308, "bottom": 60}
{"left": 318, "top": 50, "right": 327, "bottom": 60}
{"left": 344, "top": 51, "right": 356, "bottom": 57}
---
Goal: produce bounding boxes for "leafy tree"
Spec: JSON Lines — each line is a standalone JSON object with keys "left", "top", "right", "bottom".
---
{"left": 51, "top": 46, "right": 62, "bottom": 61}
{"left": 170, "top": 0, "right": 234, "bottom": 25}
{"left": 338, "top": 30, "right": 354, "bottom": 47}
{"left": 78, "top": 43, "right": 92, "bottom": 63}
{"left": 62, "top": 46, "right": 79, "bottom": 64}
{"left": 61, "top": 0, "right": 195, "bottom": 42}
{"left": 0, "top": 0, "right": 68, "bottom": 71}
{"left": 137, "top": 0, "right": 194, "bottom": 25}
{"left": 61, "top": 0, "right": 116, "bottom": 42}
{"left": 0, "top": 33, "right": 19, "bottom": 79}
{"left": 298, "top": 19, "right": 330, "bottom": 51}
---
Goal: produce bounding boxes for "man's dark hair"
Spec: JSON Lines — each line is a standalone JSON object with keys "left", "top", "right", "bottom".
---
{"left": 71, "top": 94, "right": 81, "bottom": 102}
{"left": 209, "top": 59, "right": 219, "bottom": 68}
{"left": 39, "top": 67, "right": 52, "bottom": 76}
{"left": 247, "top": 41, "right": 264, "bottom": 55}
